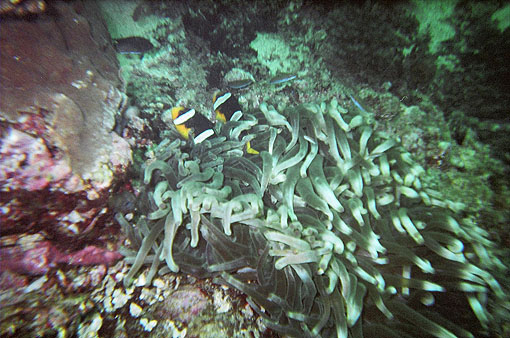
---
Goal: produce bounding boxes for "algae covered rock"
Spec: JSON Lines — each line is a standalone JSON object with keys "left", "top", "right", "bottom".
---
{"left": 0, "top": 1, "right": 131, "bottom": 237}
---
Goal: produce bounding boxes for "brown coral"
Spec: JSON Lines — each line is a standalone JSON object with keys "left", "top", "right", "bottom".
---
{"left": 0, "top": 1, "right": 130, "bottom": 264}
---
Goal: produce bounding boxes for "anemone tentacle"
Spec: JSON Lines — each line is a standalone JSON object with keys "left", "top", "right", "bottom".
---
{"left": 117, "top": 98, "right": 508, "bottom": 337}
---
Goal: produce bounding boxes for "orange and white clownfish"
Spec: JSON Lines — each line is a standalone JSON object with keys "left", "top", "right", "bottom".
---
{"left": 212, "top": 92, "right": 259, "bottom": 154}
{"left": 171, "top": 107, "right": 215, "bottom": 144}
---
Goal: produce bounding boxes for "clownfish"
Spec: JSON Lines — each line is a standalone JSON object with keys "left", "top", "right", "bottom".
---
{"left": 171, "top": 107, "right": 215, "bottom": 144}
{"left": 213, "top": 92, "right": 242, "bottom": 123}
{"left": 213, "top": 92, "right": 259, "bottom": 155}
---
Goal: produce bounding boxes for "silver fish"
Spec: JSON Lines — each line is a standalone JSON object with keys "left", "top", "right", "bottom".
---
{"left": 269, "top": 73, "right": 297, "bottom": 84}
{"left": 227, "top": 79, "right": 254, "bottom": 89}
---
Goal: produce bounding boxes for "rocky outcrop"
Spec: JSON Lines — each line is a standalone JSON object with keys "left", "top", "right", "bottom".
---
{"left": 0, "top": 1, "right": 130, "bottom": 272}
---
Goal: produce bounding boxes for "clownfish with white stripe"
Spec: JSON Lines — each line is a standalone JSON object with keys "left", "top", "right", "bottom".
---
{"left": 213, "top": 92, "right": 242, "bottom": 123}
{"left": 213, "top": 91, "right": 259, "bottom": 154}
{"left": 171, "top": 107, "right": 215, "bottom": 144}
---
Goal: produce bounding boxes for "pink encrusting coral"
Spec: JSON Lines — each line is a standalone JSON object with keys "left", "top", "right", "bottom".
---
{"left": 64, "top": 245, "right": 123, "bottom": 266}
{"left": 0, "top": 128, "right": 76, "bottom": 192}
{"left": 0, "top": 235, "right": 123, "bottom": 276}
{"left": 0, "top": 0, "right": 132, "bottom": 281}
{"left": 157, "top": 286, "right": 209, "bottom": 324}
{"left": 0, "top": 2, "right": 140, "bottom": 336}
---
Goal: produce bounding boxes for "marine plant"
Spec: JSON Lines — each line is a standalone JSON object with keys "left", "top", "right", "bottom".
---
{"left": 116, "top": 97, "right": 508, "bottom": 337}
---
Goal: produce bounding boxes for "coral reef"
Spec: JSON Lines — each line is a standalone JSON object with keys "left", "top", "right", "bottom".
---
{"left": 0, "top": 0, "right": 131, "bottom": 246}
{"left": 0, "top": 233, "right": 122, "bottom": 275}
{"left": 249, "top": 33, "right": 301, "bottom": 75}
{"left": 118, "top": 97, "right": 508, "bottom": 337}
{"left": 2, "top": 0, "right": 508, "bottom": 336}
{"left": 0, "top": 270, "right": 98, "bottom": 336}
{"left": 0, "top": 2, "right": 132, "bottom": 334}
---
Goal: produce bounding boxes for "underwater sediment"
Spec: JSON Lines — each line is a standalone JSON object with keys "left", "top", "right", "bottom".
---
{"left": 117, "top": 98, "right": 509, "bottom": 337}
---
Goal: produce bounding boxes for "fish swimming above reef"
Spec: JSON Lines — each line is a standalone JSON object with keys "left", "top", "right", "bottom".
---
{"left": 226, "top": 79, "right": 254, "bottom": 90}
{"left": 171, "top": 107, "right": 215, "bottom": 144}
{"left": 114, "top": 37, "right": 154, "bottom": 54}
{"left": 269, "top": 72, "right": 297, "bottom": 84}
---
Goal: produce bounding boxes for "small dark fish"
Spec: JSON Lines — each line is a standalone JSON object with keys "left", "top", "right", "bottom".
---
{"left": 114, "top": 37, "right": 154, "bottom": 54}
{"left": 227, "top": 79, "right": 254, "bottom": 89}
{"left": 109, "top": 191, "right": 137, "bottom": 214}
{"left": 269, "top": 73, "right": 297, "bottom": 84}
{"left": 114, "top": 114, "right": 128, "bottom": 135}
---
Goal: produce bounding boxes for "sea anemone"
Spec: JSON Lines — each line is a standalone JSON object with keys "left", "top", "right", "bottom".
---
{"left": 116, "top": 97, "right": 508, "bottom": 337}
